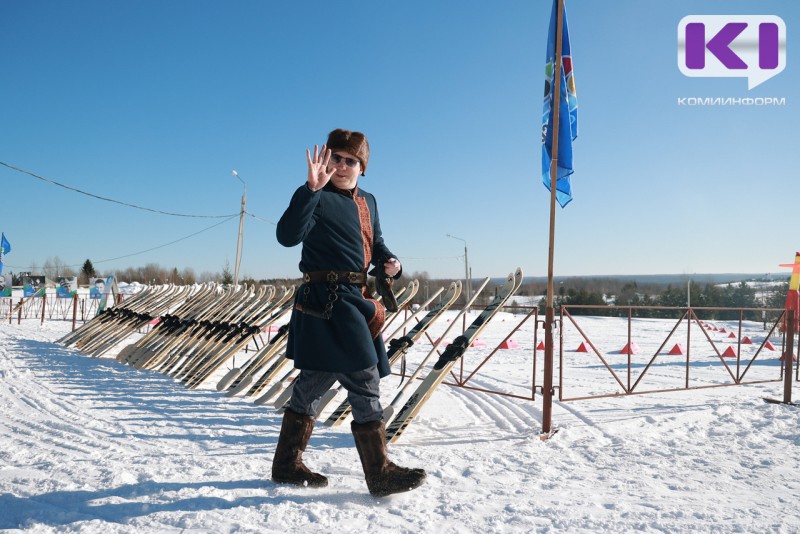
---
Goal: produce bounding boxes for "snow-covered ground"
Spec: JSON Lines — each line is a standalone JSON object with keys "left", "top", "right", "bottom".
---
{"left": 1, "top": 304, "right": 799, "bottom": 533}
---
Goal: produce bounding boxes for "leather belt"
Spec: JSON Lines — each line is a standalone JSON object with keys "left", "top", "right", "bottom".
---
{"left": 302, "top": 270, "right": 367, "bottom": 285}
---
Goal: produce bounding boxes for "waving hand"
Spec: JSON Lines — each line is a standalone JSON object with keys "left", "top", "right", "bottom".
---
{"left": 306, "top": 144, "right": 333, "bottom": 192}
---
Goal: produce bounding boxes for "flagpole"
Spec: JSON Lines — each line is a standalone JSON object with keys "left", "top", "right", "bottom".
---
{"left": 542, "top": 0, "right": 565, "bottom": 437}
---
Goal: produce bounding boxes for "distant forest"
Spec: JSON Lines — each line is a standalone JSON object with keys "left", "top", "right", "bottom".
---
{"left": 391, "top": 272, "right": 791, "bottom": 322}
{"left": 8, "top": 259, "right": 791, "bottom": 322}
{"left": 261, "top": 271, "right": 790, "bottom": 322}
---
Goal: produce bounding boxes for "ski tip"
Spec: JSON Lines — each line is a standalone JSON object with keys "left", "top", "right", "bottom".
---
{"left": 116, "top": 346, "right": 136, "bottom": 361}
{"left": 216, "top": 368, "right": 242, "bottom": 391}
{"left": 253, "top": 394, "right": 270, "bottom": 406}
{"left": 450, "top": 280, "right": 462, "bottom": 297}
{"left": 255, "top": 383, "right": 284, "bottom": 405}
{"left": 225, "top": 376, "right": 252, "bottom": 397}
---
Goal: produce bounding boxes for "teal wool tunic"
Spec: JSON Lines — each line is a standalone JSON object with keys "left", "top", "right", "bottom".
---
{"left": 276, "top": 183, "right": 397, "bottom": 377}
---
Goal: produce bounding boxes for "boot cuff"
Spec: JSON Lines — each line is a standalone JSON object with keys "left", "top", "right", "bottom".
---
{"left": 351, "top": 419, "right": 383, "bottom": 433}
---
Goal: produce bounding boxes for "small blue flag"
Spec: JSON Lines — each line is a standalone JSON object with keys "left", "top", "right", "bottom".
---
{"left": 1, "top": 233, "right": 10, "bottom": 255}
{"left": 542, "top": 0, "right": 578, "bottom": 208}
{"left": 0, "top": 233, "right": 8, "bottom": 274}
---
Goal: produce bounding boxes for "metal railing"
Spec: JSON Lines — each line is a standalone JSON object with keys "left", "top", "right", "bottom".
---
{"left": 439, "top": 305, "right": 540, "bottom": 401}
{"left": 393, "top": 303, "right": 540, "bottom": 402}
{"left": 558, "top": 305, "right": 795, "bottom": 402}
{"left": 393, "top": 303, "right": 796, "bottom": 404}
{"left": 2, "top": 294, "right": 119, "bottom": 327}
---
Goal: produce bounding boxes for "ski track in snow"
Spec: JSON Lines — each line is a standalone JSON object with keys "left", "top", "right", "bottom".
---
{"left": 1, "top": 312, "right": 800, "bottom": 533}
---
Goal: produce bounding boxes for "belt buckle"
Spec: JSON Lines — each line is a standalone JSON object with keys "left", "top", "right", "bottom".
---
{"left": 348, "top": 272, "right": 362, "bottom": 284}
{"left": 326, "top": 270, "right": 339, "bottom": 283}
{"left": 303, "top": 273, "right": 311, "bottom": 283}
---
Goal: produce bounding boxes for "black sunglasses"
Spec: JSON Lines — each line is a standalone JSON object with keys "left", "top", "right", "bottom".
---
{"left": 330, "top": 154, "right": 360, "bottom": 168}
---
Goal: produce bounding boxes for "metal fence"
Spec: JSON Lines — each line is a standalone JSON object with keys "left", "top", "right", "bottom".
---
{"left": 557, "top": 305, "right": 795, "bottom": 402}
{"left": 1, "top": 294, "right": 118, "bottom": 327}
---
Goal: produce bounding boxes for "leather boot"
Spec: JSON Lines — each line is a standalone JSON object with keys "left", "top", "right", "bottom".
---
{"left": 351, "top": 419, "right": 426, "bottom": 497}
{"left": 271, "top": 408, "right": 328, "bottom": 487}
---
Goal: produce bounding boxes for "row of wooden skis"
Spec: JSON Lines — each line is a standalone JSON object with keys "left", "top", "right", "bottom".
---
{"left": 59, "top": 271, "right": 519, "bottom": 442}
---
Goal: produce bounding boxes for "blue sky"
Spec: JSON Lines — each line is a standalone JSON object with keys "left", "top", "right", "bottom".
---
{"left": 1, "top": 0, "right": 798, "bottom": 281}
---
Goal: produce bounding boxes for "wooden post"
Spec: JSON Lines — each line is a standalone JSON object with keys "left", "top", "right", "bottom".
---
{"left": 542, "top": 0, "right": 566, "bottom": 437}
{"left": 71, "top": 294, "right": 78, "bottom": 331}
{"left": 783, "top": 310, "right": 795, "bottom": 403}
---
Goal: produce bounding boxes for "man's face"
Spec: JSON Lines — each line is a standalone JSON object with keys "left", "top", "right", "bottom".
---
{"left": 327, "top": 151, "right": 361, "bottom": 190}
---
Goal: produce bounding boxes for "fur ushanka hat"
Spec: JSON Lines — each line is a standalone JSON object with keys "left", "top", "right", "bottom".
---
{"left": 326, "top": 128, "right": 370, "bottom": 176}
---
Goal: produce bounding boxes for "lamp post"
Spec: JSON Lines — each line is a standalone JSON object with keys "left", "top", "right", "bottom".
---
{"left": 446, "top": 234, "right": 470, "bottom": 303}
{"left": 232, "top": 170, "right": 246, "bottom": 286}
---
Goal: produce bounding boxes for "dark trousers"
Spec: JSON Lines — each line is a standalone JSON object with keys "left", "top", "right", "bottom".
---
{"left": 288, "top": 365, "right": 383, "bottom": 424}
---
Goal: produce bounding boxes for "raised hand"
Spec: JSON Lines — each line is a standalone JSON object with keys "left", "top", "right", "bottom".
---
{"left": 306, "top": 144, "right": 333, "bottom": 192}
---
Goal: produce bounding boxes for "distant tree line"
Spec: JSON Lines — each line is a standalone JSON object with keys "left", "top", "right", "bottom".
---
{"left": 9, "top": 258, "right": 219, "bottom": 287}
{"left": 394, "top": 273, "right": 790, "bottom": 322}
{"left": 538, "top": 279, "right": 790, "bottom": 322}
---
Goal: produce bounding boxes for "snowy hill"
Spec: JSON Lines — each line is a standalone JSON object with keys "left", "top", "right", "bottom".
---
{"left": 1, "top": 313, "right": 799, "bottom": 533}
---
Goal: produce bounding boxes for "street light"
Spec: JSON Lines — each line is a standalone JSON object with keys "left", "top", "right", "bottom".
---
{"left": 232, "top": 170, "right": 247, "bottom": 286}
{"left": 446, "top": 234, "right": 470, "bottom": 303}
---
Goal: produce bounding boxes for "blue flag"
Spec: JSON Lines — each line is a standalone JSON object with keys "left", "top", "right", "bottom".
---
{"left": 542, "top": 0, "right": 578, "bottom": 208}
{"left": 0, "top": 233, "right": 8, "bottom": 274}
{"left": 1, "top": 233, "right": 10, "bottom": 255}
